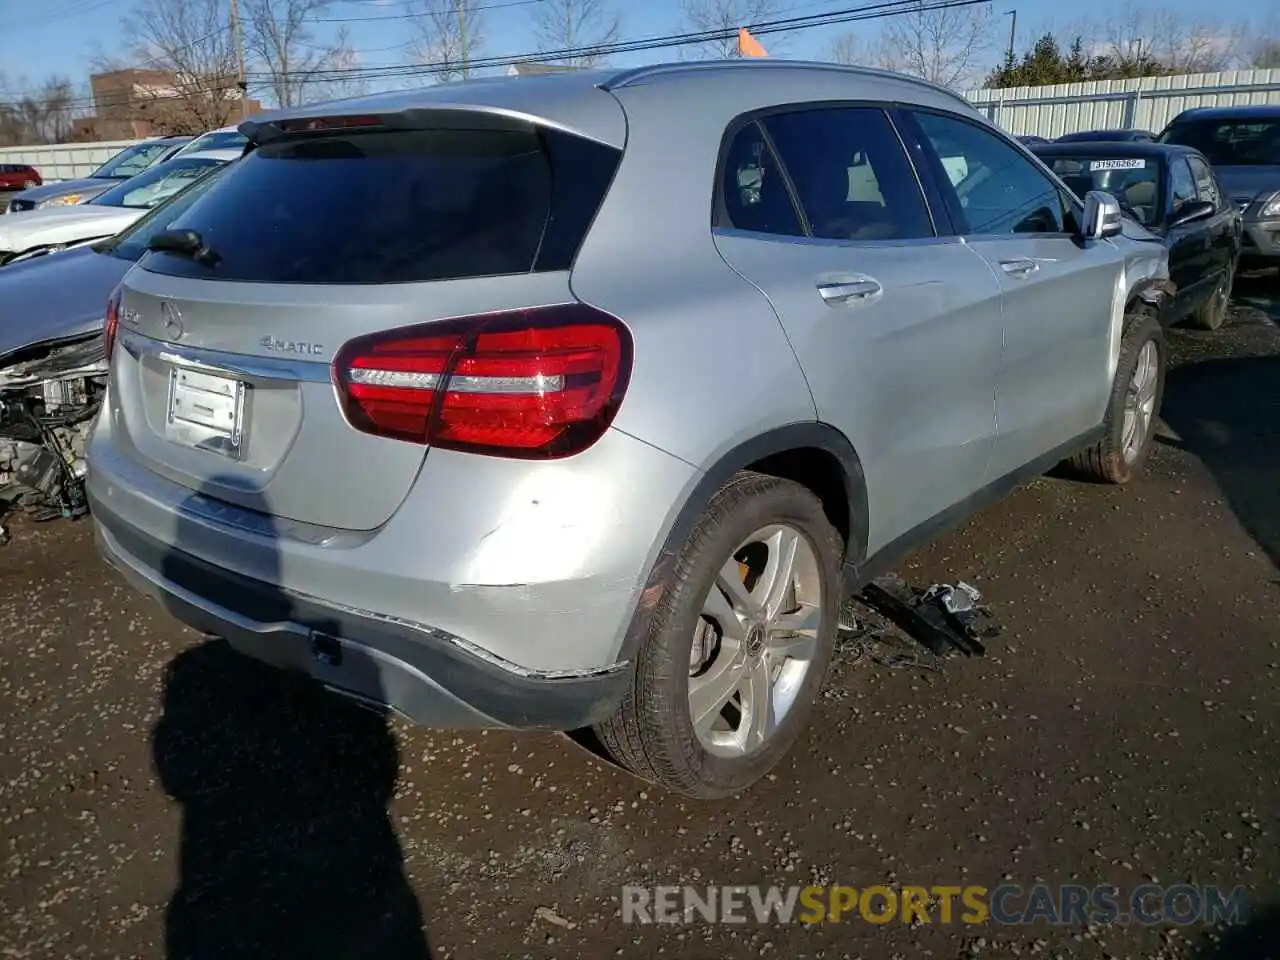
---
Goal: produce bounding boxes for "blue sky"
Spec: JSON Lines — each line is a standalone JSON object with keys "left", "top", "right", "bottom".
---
{"left": 1, "top": 0, "right": 1265, "bottom": 105}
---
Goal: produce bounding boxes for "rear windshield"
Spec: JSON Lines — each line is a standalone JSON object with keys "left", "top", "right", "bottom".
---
{"left": 1159, "top": 118, "right": 1280, "bottom": 166}
{"left": 1047, "top": 156, "right": 1163, "bottom": 226}
{"left": 104, "top": 163, "right": 233, "bottom": 262}
{"left": 140, "top": 125, "right": 621, "bottom": 285}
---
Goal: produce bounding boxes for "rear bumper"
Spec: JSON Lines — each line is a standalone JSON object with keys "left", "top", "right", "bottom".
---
{"left": 94, "top": 515, "right": 631, "bottom": 729}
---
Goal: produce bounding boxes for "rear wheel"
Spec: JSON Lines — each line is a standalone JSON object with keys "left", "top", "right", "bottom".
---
{"left": 595, "top": 472, "right": 842, "bottom": 798}
{"left": 1068, "top": 310, "right": 1166, "bottom": 484}
{"left": 1186, "top": 265, "right": 1232, "bottom": 331}
{"left": 21, "top": 180, "right": 36, "bottom": 190}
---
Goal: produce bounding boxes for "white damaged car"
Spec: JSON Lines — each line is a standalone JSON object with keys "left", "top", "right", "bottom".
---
{"left": 0, "top": 150, "right": 239, "bottom": 265}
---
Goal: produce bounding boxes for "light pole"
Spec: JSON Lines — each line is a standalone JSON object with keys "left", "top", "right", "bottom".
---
{"left": 1004, "top": 9, "right": 1017, "bottom": 65}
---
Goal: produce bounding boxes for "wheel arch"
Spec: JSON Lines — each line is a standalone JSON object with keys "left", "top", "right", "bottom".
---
{"left": 616, "top": 422, "right": 868, "bottom": 663}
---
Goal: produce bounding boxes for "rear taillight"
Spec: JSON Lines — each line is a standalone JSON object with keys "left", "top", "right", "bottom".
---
{"left": 333, "top": 304, "right": 632, "bottom": 459}
{"left": 104, "top": 284, "right": 122, "bottom": 360}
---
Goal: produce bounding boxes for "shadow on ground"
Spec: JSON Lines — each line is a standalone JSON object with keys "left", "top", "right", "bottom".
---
{"left": 151, "top": 477, "right": 433, "bottom": 959}
{"left": 1192, "top": 901, "right": 1280, "bottom": 959}
{"left": 1159, "top": 353, "right": 1280, "bottom": 571}
{"left": 1232, "top": 269, "right": 1280, "bottom": 323}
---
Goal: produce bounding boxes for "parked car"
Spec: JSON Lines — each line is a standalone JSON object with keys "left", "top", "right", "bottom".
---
{"left": 1032, "top": 141, "right": 1241, "bottom": 330}
{"left": 173, "top": 124, "right": 248, "bottom": 157}
{"left": 87, "top": 63, "right": 1173, "bottom": 799}
{"left": 0, "top": 151, "right": 237, "bottom": 265}
{"left": 1056, "top": 128, "right": 1157, "bottom": 143}
{"left": 0, "top": 163, "right": 42, "bottom": 191}
{"left": 1158, "top": 104, "right": 1280, "bottom": 265}
{"left": 5, "top": 136, "right": 192, "bottom": 215}
{"left": 0, "top": 163, "right": 234, "bottom": 508}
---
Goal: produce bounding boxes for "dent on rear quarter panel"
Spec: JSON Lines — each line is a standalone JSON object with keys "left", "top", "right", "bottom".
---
{"left": 569, "top": 81, "right": 817, "bottom": 473}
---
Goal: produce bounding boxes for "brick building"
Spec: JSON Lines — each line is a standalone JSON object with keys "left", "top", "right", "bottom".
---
{"left": 70, "top": 68, "right": 262, "bottom": 141}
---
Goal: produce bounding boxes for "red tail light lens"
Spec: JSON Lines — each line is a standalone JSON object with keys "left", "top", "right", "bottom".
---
{"left": 104, "top": 284, "right": 122, "bottom": 360}
{"left": 332, "top": 304, "right": 632, "bottom": 459}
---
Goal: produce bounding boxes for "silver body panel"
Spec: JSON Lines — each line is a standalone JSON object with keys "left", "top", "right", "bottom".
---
{"left": 87, "top": 61, "right": 1169, "bottom": 725}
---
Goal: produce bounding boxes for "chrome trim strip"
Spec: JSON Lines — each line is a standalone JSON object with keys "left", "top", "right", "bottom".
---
{"left": 120, "top": 330, "right": 332, "bottom": 383}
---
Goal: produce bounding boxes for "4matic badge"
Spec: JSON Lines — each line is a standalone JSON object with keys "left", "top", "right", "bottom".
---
{"left": 260, "top": 335, "right": 325, "bottom": 356}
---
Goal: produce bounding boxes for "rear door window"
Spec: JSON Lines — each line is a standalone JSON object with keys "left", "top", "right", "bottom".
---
{"left": 142, "top": 126, "right": 617, "bottom": 285}
{"left": 1186, "top": 155, "right": 1222, "bottom": 209}
{"left": 1169, "top": 157, "right": 1197, "bottom": 213}
{"left": 761, "top": 107, "right": 934, "bottom": 241}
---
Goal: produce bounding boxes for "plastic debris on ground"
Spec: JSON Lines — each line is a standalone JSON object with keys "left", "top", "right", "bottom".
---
{"left": 844, "top": 574, "right": 1002, "bottom": 667}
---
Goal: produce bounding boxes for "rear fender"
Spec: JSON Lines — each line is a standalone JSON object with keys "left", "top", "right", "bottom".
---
{"left": 616, "top": 422, "right": 867, "bottom": 662}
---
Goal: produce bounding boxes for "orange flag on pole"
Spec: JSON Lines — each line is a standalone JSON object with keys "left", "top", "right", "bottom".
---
{"left": 738, "top": 27, "right": 769, "bottom": 57}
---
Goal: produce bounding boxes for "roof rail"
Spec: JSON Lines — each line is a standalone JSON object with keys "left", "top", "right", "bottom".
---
{"left": 600, "top": 59, "right": 974, "bottom": 111}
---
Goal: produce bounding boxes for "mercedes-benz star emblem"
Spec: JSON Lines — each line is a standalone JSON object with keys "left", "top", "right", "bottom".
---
{"left": 160, "top": 300, "right": 184, "bottom": 339}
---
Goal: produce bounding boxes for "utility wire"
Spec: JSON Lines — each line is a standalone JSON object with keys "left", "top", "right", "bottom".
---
{"left": 0, "top": 0, "right": 989, "bottom": 112}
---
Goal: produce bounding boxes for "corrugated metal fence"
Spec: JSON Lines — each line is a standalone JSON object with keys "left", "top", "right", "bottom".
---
{"left": 3, "top": 67, "right": 1280, "bottom": 180}
{"left": 965, "top": 68, "right": 1280, "bottom": 138}
{"left": 0, "top": 139, "right": 143, "bottom": 183}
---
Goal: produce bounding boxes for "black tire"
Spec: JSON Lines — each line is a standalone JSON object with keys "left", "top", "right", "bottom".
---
{"left": 1068, "top": 309, "right": 1166, "bottom": 484}
{"left": 1186, "top": 265, "right": 1232, "bottom": 331}
{"left": 594, "top": 471, "right": 843, "bottom": 799}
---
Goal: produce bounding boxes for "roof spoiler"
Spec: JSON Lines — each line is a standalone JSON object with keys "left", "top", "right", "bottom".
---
{"left": 240, "top": 107, "right": 540, "bottom": 147}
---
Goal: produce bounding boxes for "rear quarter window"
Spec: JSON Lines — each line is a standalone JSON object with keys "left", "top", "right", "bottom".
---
{"left": 141, "top": 125, "right": 620, "bottom": 285}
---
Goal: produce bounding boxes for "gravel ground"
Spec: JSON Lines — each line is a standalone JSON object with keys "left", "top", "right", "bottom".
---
{"left": 1, "top": 275, "right": 1278, "bottom": 960}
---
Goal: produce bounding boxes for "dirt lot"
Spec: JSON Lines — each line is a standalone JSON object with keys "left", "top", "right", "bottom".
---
{"left": 2, "top": 276, "right": 1278, "bottom": 960}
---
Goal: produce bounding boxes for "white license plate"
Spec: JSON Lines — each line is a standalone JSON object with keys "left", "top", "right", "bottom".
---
{"left": 166, "top": 367, "right": 247, "bottom": 458}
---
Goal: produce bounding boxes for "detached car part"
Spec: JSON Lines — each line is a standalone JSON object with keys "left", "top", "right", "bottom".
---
{"left": 0, "top": 336, "right": 103, "bottom": 524}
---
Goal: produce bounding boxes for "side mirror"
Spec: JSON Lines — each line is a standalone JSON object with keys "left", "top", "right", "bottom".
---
{"left": 1168, "top": 199, "right": 1214, "bottom": 229}
{"left": 1081, "top": 190, "right": 1124, "bottom": 240}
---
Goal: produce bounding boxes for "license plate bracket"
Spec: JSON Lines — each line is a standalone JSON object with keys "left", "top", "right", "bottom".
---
{"left": 165, "top": 367, "right": 247, "bottom": 459}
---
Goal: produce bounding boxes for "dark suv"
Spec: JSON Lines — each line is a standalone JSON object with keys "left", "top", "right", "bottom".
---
{"left": 1159, "top": 105, "right": 1280, "bottom": 264}
{"left": 0, "top": 164, "right": 42, "bottom": 190}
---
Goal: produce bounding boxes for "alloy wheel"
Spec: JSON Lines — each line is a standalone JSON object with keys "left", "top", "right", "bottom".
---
{"left": 688, "top": 524, "right": 823, "bottom": 758}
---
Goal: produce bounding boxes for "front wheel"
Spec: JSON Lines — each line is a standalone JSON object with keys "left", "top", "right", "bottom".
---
{"left": 1068, "top": 310, "right": 1166, "bottom": 484}
{"left": 595, "top": 472, "right": 843, "bottom": 798}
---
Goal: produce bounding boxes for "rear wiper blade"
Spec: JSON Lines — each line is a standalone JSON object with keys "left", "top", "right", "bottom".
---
{"left": 147, "top": 228, "right": 221, "bottom": 267}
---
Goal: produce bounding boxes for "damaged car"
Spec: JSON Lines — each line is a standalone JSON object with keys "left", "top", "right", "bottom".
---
{"left": 1, "top": 163, "right": 232, "bottom": 527}
{"left": 0, "top": 150, "right": 238, "bottom": 265}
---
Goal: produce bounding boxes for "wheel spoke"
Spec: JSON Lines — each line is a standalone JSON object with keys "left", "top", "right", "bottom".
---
{"left": 759, "top": 527, "right": 801, "bottom": 620}
{"left": 768, "top": 629, "right": 817, "bottom": 664}
{"left": 702, "top": 580, "right": 747, "bottom": 642}
{"left": 715, "top": 559, "right": 761, "bottom": 620}
{"left": 768, "top": 604, "right": 819, "bottom": 642}
{"left": 742, "top": 659, "right": 777, "bottom": 751}
{"left": 689, "top": 655, "right": 746, "bottom": 735}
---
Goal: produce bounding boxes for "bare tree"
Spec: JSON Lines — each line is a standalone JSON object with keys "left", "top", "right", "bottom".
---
{"left": 1245, "top": 35, "right": 1280, "bottom": 69}
{"left": 304, "top": 28, "right": 371, "bottom": 103}
{"left": 532, "top": 0, "right": 620, "bottom": 66}
{"left": 411, "top": 0, "right": 486, "bottom": 82}
{"left": 118, "top": 0, "right": 242, "bottom": 133}
{"left": 1103, "top": 3, "right": 1236, "bottom": 74}
{"left": 875, "top": 0, "right": 994, "bottom": 88}
{"left": 243, "top": 0, "right": 367, "bottom": 108}
{"left": 0, "top": 75, "right": 79, "bottom": 146}
{"left": 827, "top": 32, "right": 896, "bottom": 69}
{"left": 679, "top": 0, "right": 783, "bottom": 60}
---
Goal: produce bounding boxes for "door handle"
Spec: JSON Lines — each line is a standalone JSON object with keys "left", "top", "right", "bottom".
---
{"left": 999, "top": 258, "right": 1039, "bottom": 278}
{"left": 817, "top": 278, "right": 882, "bottom": 304}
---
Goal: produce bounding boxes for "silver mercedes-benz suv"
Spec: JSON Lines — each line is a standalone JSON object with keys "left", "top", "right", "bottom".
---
{"left": 87, "top": 61, "right": 1172, "bottom": 798}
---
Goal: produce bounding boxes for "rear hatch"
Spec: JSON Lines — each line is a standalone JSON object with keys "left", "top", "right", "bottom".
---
{"left": 110, "top": 103, "right": 624, "bottom": 532}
